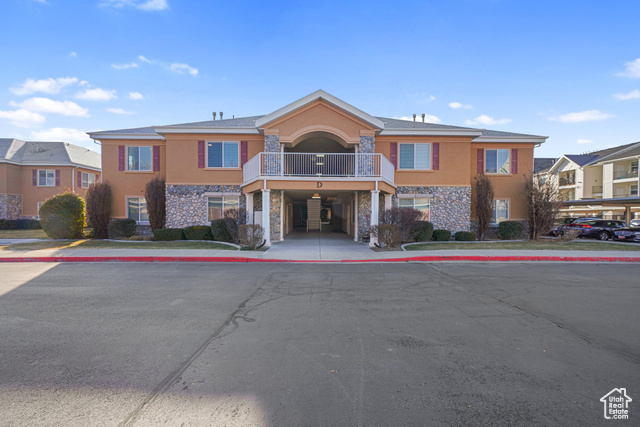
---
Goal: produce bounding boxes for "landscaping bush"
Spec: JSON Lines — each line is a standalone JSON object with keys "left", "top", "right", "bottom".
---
{"left": 153, "top": 228, "right": 185, "bottom": 241}
{"left": 85, "top": 183, "right": 112, "bottom": 239}
{"left": 412, "top": 221, "right": 434, "bottom": 242}
{"left": 432, "top": 229, "right": 452, "bottom": 241}
{"left": 454, "top": 231, "right": 476, "bottom": 241}
{"left": 475, "top": 174, "right": 495, "bottom": 241}
{"left": 498, "top": 221, "right": 526, "bottom": 240}
{"left": 372, "top": 224, "right": 401, "bottom": 248}
{"left": 239, "top": 224, "right": 265, "bottom": 249}
{"left": 39, "top": 192, "right": 85, "bottom": 239}
{"left": 379, "top": 206, "right": 425, "bottom": 242}
{"left": 108, "top": 218, "right": 137, "bottom": 240}
{"left": 0, "top": 219, "right": 42, "bottom": 230}
{"left": 222, "top": 208, "right": 246, "bottom": 244}
{"left": 145, "top": 176, "right": 165, "bottom": 231}
{"left": 0, "top": 219, "right": 16, "bottom": 230}
{"left": 183, "top": 225, "right": 213, "bottom": 241}
{"left": 211, "top": 219, "right": 233, "bottom": 242}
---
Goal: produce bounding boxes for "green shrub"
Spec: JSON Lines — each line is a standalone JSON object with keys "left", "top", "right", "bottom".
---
{"left": 184, "top": 225, "right": 213, "bottom": 240}
{"left": 412, "top": 221, "right": 434, "bottom": 242}
{"left": 39, "top": 192, "right": 85, "bottom": 239}
{"left": 0, "top": 219, "right": 16, "bottom": 230}
{"left": 0, "top": 219, "right": 42, "bottom": 230}
{"left": 454, "top": 231, "right": 476, "bottom": 241}
{"left": 154, "top": 228, "right": 185, "bottom": 241}
{"left": 108, "top": 218, "right": 137, "bottom": 240}
{"left": 432, "top": 229, "right": 452, "bottom": 241}
{"left": 211, "top": 219, "right": 232, "bottom": 242}
{"left": 498, "top": 221, "right": 526, "bottom": 240}
{"left": 239, "top": 224, "right": 265, "bottom": 249}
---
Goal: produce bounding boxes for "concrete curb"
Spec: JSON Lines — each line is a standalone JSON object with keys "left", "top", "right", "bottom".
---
{"left": 1, "top": 255, "right": 640, "bottom": 263}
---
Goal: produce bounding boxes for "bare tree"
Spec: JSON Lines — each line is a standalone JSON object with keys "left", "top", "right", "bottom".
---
{"left": 378, "top": 206, "right": 425, "bottom": 243}
{"left": 145, "top": 176, "right": 166, "bottom": 232}
{"left": 85, "top": 182, "right": 112, "bottom": 239}
{"left": 524, "top": 175, "right": 562, "bottom": 240}
{"left": 474, "top": 174, "right": 494, "bottom": 241}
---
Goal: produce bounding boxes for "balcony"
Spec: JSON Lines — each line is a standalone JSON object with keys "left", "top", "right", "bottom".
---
{"left": 559, "top": 177, "right": 576, "bottom": 187}
{"left": 243, "top": 152, "right": 395, "bottom": 185}
{"left": 613, "top": 170, "right": 639, "bottom": 181}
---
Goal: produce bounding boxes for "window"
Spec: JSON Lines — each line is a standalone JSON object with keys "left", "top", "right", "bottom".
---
{"left": 38, "top": 170, "right": 55, "bottom": 186}
{"left": 127, "top": 146, "right": 152, "bottom": 171}
{"left": 127, "top": 197, "right": 149, "bottom": 222}
{"left": 492, "top": 199, "right": 509, "bottom": 224}
{"left": 399, "top": 143, "right": 431, "bottom": 170}
{"left": 399, "top": 196, "right": 430, "bottom": 220}
{"left": 81, "top": 172, "right": 95, "bottom": 188}
{"left": 632, "top": 184, "right": 638, "bottom": 196}
{"left": 37, "top": 202, "right": 43, "bottom": 219}
{"left": 485, "top": 149, "right": 510, "bottom": 174}
{"left": 207, "top": 142, "right": 239, "bottom": 168}
{"left": 208, "top": 196, "right": 239, "bottom": 221}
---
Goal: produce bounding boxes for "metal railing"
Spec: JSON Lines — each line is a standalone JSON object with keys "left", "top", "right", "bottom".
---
{"left": 243, "top": 152, "right": 395, "bottom": 183}
{"left": 613, "top": 170, "right": 639, "bottom": 180}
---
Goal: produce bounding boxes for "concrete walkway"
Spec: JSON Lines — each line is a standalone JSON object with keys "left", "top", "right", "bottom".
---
{"left": 267, "top": 228, "right": 373, "bottom": 260}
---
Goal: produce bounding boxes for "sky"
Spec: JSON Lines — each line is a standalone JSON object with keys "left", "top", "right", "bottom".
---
{"left": 0, "top": 0, "right": 639, "bottom": 159}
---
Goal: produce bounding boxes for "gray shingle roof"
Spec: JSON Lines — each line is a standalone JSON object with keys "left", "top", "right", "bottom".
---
{"left": 566, "top": 154, "right": 600, "bottom": 166}
{"left": 479, "top": 129, "right": 546, "bottom": 138}
{"left": 593, "top": 142, "right": 640, "bottom": 163}
{"left": 165, "top": 116, "right": 263, "bottom": 128}
{"left": 88, "top": 126, "right": 158, "bottom": 135}
{"left": 534, "top": 158, "right": 557, "bottom": 173}
{"left": 0, "top": 139, "right": 101, "bottom": 169}
{"left": 376, "top": 117, "right": 477, "bottom": 131}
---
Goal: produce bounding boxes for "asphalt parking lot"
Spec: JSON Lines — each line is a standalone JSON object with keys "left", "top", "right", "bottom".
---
{"left": 0, "top": 262, "right": 638, "bottom": 426}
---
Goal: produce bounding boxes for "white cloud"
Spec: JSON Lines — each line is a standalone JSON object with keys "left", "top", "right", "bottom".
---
{"left": 395, "top": 115, "right": 441, "bottom": 124}
{"left": 31, "top": 128, "right": 94, "bottom": 147}
{"left": 111, "top": 62, "right": 138, "bottom": 70}
{"left": 107, "top": 107, "right": 135, "bottom": 115}
{"left": 10, "top": 97, "right": 89, "bottom": 117}
{"left": 577, "top": 139, "right": 593, "bottom": 144}
{"left": 170, "top": 63, "right": 198, "bottom": 76}
{"left": 75, "top": 88, "right": 117, "bottom": 101}
{"left": 614, "top": 89, "right": 640, "bottom": 100}
{"left": 128, "top": 91, "right": 144, "bottom": 100}
{"left": 68, "top": 51, "right": 77, "bottom": 58}
{"left": 548, "top": 110, "right": 614, "bottom": 123}
{"left": 11, "top": 77, "right": 78, "bottom": 95}
{"left": 138, "top": 55, "right": 152, "bottom": 63}
{"left": 465, "top": 115, "right": 511, "bottom": 125}
{"left": 99, "top": 0, "right": 169, "bottom": 11}
{"left": 0, "top": 109, "right": 46, "bottom": 127}
{"left": 449, "top": 102, "right": 473, "bottom": 109}
{"left": 618, "top": 58, "right": 640, "bottom": 79}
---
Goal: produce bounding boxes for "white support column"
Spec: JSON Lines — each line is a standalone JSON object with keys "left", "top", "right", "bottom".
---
{"left": 354, "top": 191, "right": 359, "bottom": 241}
{"left": 280, "top": 190, "right": 285, "bottom": 241}
{"left": 262, "top": 189, "right": 271, "bottom": 246}
{"left": 384, "top": 193, "right": 392, "bottom": 211}
{"left": 370, "top": 190, "right": 380, "bottom": 247}
{"left": 246, "top": 193, "right": 254, "bottom": 224}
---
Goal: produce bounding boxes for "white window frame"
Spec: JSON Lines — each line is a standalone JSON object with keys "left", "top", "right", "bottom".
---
{"left": 81, "top": 172, "right": 95, "bottom": 188}
{"left": 492, "top": 199, "right": 510, "bottom": 224}
{"left": 206, "top": 141, "right": 240, "bottom": 168}
{"left": 485, "top": 149, "right": 511, "bottom": 174}
{"left": 207, "top": 196, "right": 240, "bottom": 221}
{"left": 398, "top": 143, "right": 432, "bottom": 170}
{"left": 38, "top": 169, "right": 55, "bottom": 187}
{"left": 398, "top": 196, "right": 430, "bottom": 221}
{"left": 127, "top": 146, "right": 153, "bottom": 171}
{"left": 37, "top": 202, "right": 43, "bottom": 220}
{"left": 126, "top": 197, "right": 149, "bottom": 224}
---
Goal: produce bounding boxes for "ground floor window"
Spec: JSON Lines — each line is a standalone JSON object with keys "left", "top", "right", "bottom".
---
{"left": 399, "top": 196, "right": 430, "bottom": 220}
{"left": 208, "top": 196, "right": 239, "bottom": 221}
{"left": 127, "top": 197, "right": 149, "bottom": 223}
{"left": 81, "top": 172, "right": 95, "bottom": 188}
{"left": 492, "top": 199, "right": 509, "bottom": 224}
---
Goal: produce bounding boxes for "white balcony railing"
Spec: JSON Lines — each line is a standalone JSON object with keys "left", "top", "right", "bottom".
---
{"left": 243, "top": 152, "right": 395, "bottom": 184}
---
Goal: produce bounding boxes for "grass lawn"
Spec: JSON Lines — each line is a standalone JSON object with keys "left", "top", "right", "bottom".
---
{"left": 0, "top": 229, "right": 50, "bottom": 239}
{"left": 404, "top": 240, "right": 640, "bottom": 251}
{"left": 1, "top": 240, "right": 238, "bottom": 251}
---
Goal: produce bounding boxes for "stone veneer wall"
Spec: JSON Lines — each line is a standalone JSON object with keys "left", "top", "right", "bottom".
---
{"left": 264, "top": 135, "right": 280, "bottom": 152}
{"left": 394, "top": 186, "right": 472, "bottom": 232}
{"left": 166, "top": 184, "right": 244, "bottom": 228}
{"left": 270, "top": 191, "right": 282, "bottom": 241}
{"left": 357, "top": 191, "right": 371, "bottom": 240}
{"left": 0, "top": 194, "right": 22, "bottom": 220}
{"left": 359, "top": 136, "right": 375, "bottom": 153}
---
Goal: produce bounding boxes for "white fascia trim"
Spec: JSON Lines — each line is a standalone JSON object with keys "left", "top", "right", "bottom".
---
{"left": 593, "top": 153, "right": 640, "bottom": 166}
{"left": 379, "top": 129, "right": 483, "bottom": 137}
{"left": 472, "top": 136, "right": 548, "bottom": 143}
{"left": 255, "top": 90, "right": 385, "bottom": 129}
{"left": 154, "top": 127, "right": 260, "bottom": 135}
{"left": 0, "top": 159, "right": 101, "bottom": 171}
{"left": 88, "top": 133, "right": 165, "bottom": 140}
{"left": 547, "top": 155, "right": 580, "bottom": 175}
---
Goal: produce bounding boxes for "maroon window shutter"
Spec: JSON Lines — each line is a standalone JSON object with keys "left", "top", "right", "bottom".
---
{"left": 32, "top": 169, "right": 37, "bottom": 186}
{"left": 118, "top": 145, "right": 125, "bottom": 171}
{"left": 95, "top": 173, "right": 99, "bottom": 182}
{"left": 390, "top": 142, "right": 398, "bottom": 169}
{"left": 198, "top": 140, "right": 205, "bottom": 168}
{"left": 432, "top": 143, "right": 440, "bottom": 170}
{"left": 77, "top": 171, "right": 82, "bottom": 188}
{"left": 511, "top": 149, "right": 518, "bottom": 174}
{"left": 241, "top": 141, "right": 248, "bottom": 166}
{"left": 477, "top": 148, "right": 484, "bottom": 174}
{"left": 153, "top": 145, "right": 160, "bottom": 171}
{"left": 55, "top": 170, "right": 60, "bottom": 187}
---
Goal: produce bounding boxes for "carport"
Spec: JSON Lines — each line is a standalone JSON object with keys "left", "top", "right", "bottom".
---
{"left": 561, "top": 196, "right": 640, "bottom": 226}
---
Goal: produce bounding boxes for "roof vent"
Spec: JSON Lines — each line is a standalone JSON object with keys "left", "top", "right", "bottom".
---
{"left": 422, "top": 113, "right": 425, "bottom": 123}
{"left": 219, "top": 112, "right": 223, "bottom": 120}
{"left": 212, "top": 112, "right": 216, "bottom": 120}
{"left": 412, "top": 114, "right": 416, "bottom": 122}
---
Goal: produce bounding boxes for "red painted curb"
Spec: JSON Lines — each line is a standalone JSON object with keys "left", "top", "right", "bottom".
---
{"left": 0, "top": 255, "right": 639, "bottom": 263}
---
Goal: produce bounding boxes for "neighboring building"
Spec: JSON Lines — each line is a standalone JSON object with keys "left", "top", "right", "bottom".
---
{"left": 89, "top": 90, "right": 547, "bottom": 245}
{"left": 0, "top": 139, "right": 101, "bottom": 219}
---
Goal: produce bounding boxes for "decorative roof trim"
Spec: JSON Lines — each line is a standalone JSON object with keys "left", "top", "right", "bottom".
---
{"left": 0, "top": 159, "right": 101, "bottom": 171}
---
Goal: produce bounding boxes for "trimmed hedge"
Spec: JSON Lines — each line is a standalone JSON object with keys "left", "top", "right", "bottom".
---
{"left": 154, "top": 228, "right": 185, "bottom": 241}
{"left": 0, "top": 219, "right": 42, "bottom": 230}
{"left": 39, "top": 193, "right": 85, "bottom": 239}
{"left": 184, "top": 225, "right": 213, "bottom": 241}
{"left": 211, "top": 219, "right": 232, "bottom": 242}
{"left": 498, "top": 221, "right": 526, "bottom": 240}
{"left": 454, "top": 231, "right": 476, "bottom": 241}
{"left": 432, "top": 229, "right": 452, "bottom": 241}
{"left": 108, "top": 218, "right": 137, "bottom": 240}
{"left": 412, "top": 221, "right": 434, "bottom": 242}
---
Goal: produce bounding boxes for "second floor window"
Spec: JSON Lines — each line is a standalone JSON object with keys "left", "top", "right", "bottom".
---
{"left": 485, "top": 149, "right": 510, "bottom": 174}
{"left": 128, "top": 146, "right": 152, "bottom": 171}
{"left": 207, "top": 142, "right": 239, "bottom": 168}
{"left": 399, "top": 143, "right": 431, "bottom": 170}
{"left": 38, "top": 170, "right": 55, "bottom": 186}
{"left": 81, "top": 172, "right": 95, "bottom": 188}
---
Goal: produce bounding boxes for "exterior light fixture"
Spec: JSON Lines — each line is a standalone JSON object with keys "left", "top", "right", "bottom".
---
{"left": 312, "top": 193, "right": 321, "bottom": 199}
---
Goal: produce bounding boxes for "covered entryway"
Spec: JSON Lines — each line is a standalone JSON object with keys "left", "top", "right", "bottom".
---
{"left": 266, "top": 227, "right": 374, "bottom": 260}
